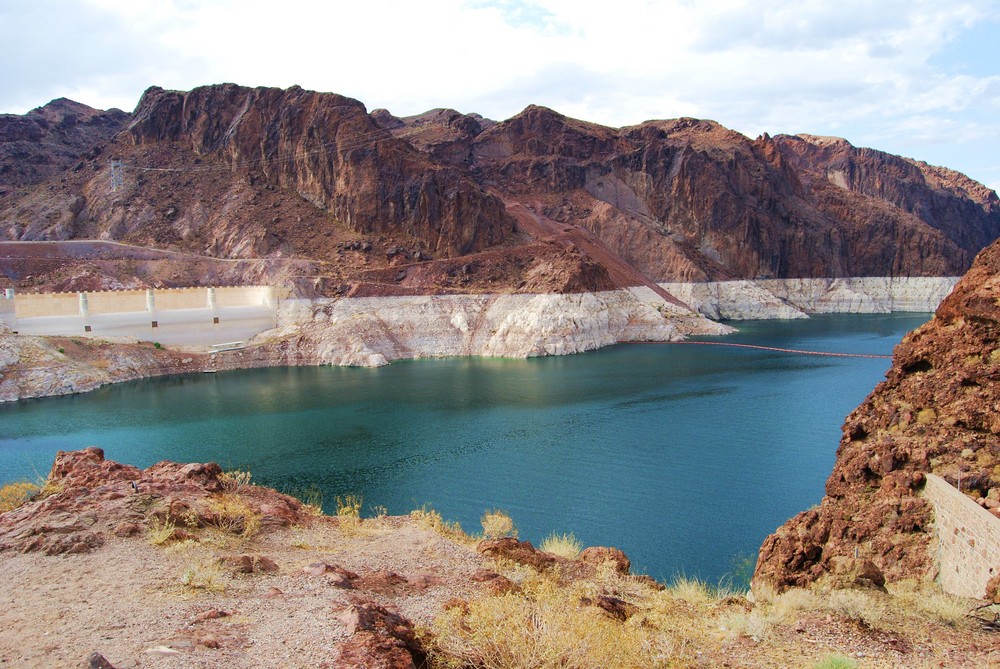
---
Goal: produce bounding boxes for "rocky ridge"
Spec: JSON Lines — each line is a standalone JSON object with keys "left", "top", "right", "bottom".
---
{"left": 2, "top": 86, "right": 998, "bottom": 298}
{"left": 0, "top": 98, "right": 129, "bottom": 191}
{"left": 754, "top": 238, "right": 1000, "bottom": 592}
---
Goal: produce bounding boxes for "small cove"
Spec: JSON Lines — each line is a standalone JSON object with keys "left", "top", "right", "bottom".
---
{"left": 0, "top": 313, "right": 930, "bottom": 584}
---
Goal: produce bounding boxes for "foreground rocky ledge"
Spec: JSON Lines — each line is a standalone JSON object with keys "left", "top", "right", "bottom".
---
{"left": 1, "top": 448, "right": 997, "bottom": 668}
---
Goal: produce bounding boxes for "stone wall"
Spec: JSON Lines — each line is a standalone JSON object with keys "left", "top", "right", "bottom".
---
{"left": 923, "top": 474, "right": 1000, "bottom": 598}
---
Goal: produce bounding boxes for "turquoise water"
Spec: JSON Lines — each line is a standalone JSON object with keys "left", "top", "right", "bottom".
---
{"left": 0, "top": 313, "right": 929, "bottom": 584}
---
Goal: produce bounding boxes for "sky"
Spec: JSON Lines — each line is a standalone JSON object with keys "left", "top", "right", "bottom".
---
{"left": 2, "top": 0, "right": 1000, "bottom": 192}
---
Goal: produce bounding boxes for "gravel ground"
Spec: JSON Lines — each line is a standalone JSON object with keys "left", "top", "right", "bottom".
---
{"left": 0, "top": 516, "right": 489, "bottom": 668}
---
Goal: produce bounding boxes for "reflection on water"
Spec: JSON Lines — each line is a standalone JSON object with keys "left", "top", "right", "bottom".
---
{"left": 0, "top": 313, "right": 930, "bottom": 584}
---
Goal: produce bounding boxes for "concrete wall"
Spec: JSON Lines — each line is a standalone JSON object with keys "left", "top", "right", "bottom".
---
{"left": 12, "top": 291, "right": 81, "bottom": 318}
{"left": 3, "top": 286, "right": 277, "bottom": 346}
{"left": 924, "top": 474, "right": 1000, "bottom": 598}
{"left": 10, "top": 286, "right": 274, "bottom": 318}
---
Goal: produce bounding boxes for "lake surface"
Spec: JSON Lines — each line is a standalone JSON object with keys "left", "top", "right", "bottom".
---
{"left": 0, "top": 313, "right": 930, "bottom": 585}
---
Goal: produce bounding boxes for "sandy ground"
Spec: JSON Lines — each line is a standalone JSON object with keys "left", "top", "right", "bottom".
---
{"left": 0, "top": 516, "right": 488, "bottom": 669}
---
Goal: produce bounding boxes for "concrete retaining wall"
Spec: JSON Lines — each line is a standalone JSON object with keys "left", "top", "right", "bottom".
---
{"left": 924, "top": 474, "right": 1000, "bottom": 598}
{"left": 1, "top": 286, "right": 277, "bottom": 346}
{"left": 9, "top": 286, "right": 274, "bottom": 318}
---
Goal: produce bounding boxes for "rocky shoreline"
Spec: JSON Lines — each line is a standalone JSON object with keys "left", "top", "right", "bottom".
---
{"left": 0, "top": 277, "right": 956, "bottom": 403}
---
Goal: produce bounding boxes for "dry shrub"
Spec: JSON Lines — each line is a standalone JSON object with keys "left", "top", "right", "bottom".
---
{"left": 429, "top": 578, "right": 667, "bottom": 669}
{"left": 285, "top": 484, "right": 324, "bottom": 515}
{"left": 0, "top": 481, "right": 40, "bottom": 512}
{"left": 336, "top": 494, "right": 363, "bottom": 533}
{"left": 769, "top": 587, "right": 820, "bottom": 624}
{"left": 219, "top": 469, "right": 252, "bottom": 492}
{"left": 147, "top": 518, "right": 182, "bottom": 546}
{"left": 823, "top": 588, "right": 885, "bottom": 627}
{"left": 719, "top": 609, "right": 772, "bottom": 643}
{"left": 180, "top": 559, "right": 227, "bottom": 593}
{"left": 887, "top": 580, "right": 971, "bottom": 626}
{"left": 481, "top": 509, "right": 517, "bottom": 540}
{"left": 411, "top": 505, "right": 470, "bottom": 543}
{"left": 205, "top": 493, "right": 261, "bottom": 538}
{"left": 668, "top": 576, "right": 716, "bottom": 606}
{"left": 539, "top": 532, "right": 582, "bottom": 559}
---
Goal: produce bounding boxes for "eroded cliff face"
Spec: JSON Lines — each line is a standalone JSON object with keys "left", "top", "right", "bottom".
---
{"left": 2, "top": 85, "right": 998, "bottom": 297}
{"left": 125, "top": 85, "right": 515, "bottom": 256}
{"left": 458, "top": 108, "right": 999, "bottom": 281}
{"left": 754, "top": 239, "right": 1000, "bottom": 592}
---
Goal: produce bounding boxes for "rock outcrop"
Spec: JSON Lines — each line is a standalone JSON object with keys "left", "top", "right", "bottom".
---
{"left": 0, "top": 446, "right": 305, "bottom": 555}
{"left": 125, "top": 84, "right": 515, "bottom": 256}
{"left": 754, "top": 239, "right": 1000, "bottom": 591}
{"left": 0, "top": 98, "right": 129, "bottom": 190}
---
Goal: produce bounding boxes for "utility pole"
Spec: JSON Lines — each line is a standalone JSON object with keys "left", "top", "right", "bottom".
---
{"left": 110, "top": 159, "right": 124, "bottom": 191}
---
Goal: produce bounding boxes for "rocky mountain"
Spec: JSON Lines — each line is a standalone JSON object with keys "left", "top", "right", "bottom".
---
{"left": 1, "top": 84, "right": 998, "bottom": 295}
{"left": 754, "top": 236, "right": 1000, "bottom": 591}
{"left": 0, "top": 98, "right": 128, "bottom": 191}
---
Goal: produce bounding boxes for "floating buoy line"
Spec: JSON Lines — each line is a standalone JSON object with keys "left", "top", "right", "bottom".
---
{"left": 624, "top": 340, "right": 893, "bottom": 359}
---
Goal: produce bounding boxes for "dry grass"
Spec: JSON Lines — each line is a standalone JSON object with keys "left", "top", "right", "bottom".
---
{"left": 0, "top": 481, "right": 40, "bottom": 513}
{"left": 823, "top": 588, "right": 886, "bottom": 627}
{"left": 147, "top": 518, "right": 181, "bottom": 546}
{"left": 481, "top": 509, "right": 517, "bottom": 540}
{"left": 219, "top": 469, "right": 252, "bottom": 492}
{"left": 335, "top": 494, "right": 363, "bottom": 534}
{"left": 538, "top": 532, "right": 582, "bottom": 559}
{"left": 179, "top": 556, "right": 227, "bottom": 593}
{"left": 887, "top": 579, "right": 972, "bottom": 626}
{"left": 204, "top": 493, "right": 262, "bottom": 539}
{"left": 411, "top": 505, "right": 472, "bottom": 544}
{"left": 429, "top": 576, "right": 670, "bottom": 669}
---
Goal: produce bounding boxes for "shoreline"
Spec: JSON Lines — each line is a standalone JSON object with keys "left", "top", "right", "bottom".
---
{"left": 0, "top": 277, "right": 957, "bottom": 403}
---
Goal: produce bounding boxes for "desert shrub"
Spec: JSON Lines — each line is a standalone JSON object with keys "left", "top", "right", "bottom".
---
{"left": 147, "top": 518, "right": 181, "bottom": 546}
{"left": 481, "top": 509, "right": 517, "bottom": 540}
{"left": 219, "top": 469, "right": 252, "bottom": 492}
{"left": 205, "top": 494, "right": 261, "bottom": 538}
{"left": 668, "top": 576, "right": 716, "bottom": 606}
{"left": 824, "top": 588, "right": 884, "bottom": 627}
{"left": 0, "top": 481, "right": 40, "bottom": 513}
{"left": 180, "top": 559, "right": 227, "bottom": 593}
{"left": 335, "top": 494, "right": 363, "bottom": 533}
{"left": 539, "top": 532, "right": 582, "bottom": 559}
{"left": 719, "top": 609, "right": 772, "bottom": 643}
{"left": 429, "top": 578, "right": 661, "bottom": 669}
{"left": 888, "top": 579, "right": 970, "bottom": 626}
{"left": 769, "top": 587, "right": 820, "bottom": 623}
{"left": 411, "top": 505, "right": 469, "bottom": 543}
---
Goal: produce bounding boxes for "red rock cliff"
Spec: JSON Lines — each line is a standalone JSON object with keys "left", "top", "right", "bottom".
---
{"left": 126, "top": 84, "right": 515, "bottom": 256}
{"left": 754, "top": 238, "right": 1000, "bottom": 590}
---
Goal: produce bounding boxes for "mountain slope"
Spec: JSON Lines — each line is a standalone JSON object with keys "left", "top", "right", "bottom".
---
{"left": 1, "top": 85, "right": 998, "bottom": 295}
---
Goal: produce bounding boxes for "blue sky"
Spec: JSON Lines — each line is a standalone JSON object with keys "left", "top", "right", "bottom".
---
{"left": 2, "top": 0, "right": 999, "bottom": 192}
